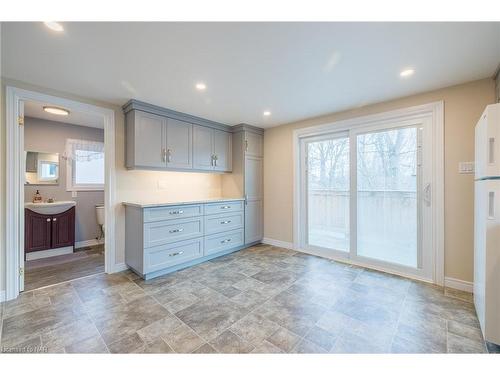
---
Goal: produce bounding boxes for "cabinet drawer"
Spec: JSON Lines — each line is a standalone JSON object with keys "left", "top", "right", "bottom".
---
{"left": 144, "top": 217, "right": 203, "bottom": 248}
{"left": 204, "top": 229, "right": 244, "bottom": 256}
{"left": 144, "top": 238, "right": 203, "bottom": 273}
{"left": 204, "top": 212, "right": 243, "bottom": 235}
{"left": 204, "top": 201, "right": 243, "bottom": 215}
{"left": 144, "top": 204, "right": 203, "bottom": 222}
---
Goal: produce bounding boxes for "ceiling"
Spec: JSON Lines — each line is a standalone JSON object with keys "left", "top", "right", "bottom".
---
{"left": 24, "top": 99, "right": 104, "bottom": 128}
{"left": 2, "top": 22, "right": 499, "bottom": 128}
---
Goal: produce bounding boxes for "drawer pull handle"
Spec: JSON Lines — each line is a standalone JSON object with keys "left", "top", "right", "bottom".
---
{"left": 170, "top": 210, "right": 184, "bottom": 215}
{"left": 169, "top": 228, "right": 184, "bottom": 233}
{"left": 220, "top": 239, "right": 231, "bottom": 244}
{"left": 221, "top": 206, "right": 231, "bottom": 209}
{"left": 169, "top": 251, "right": 184, "bottom": 257}
{"left": 220, "top": 220, "right": 231, "bottom": 224}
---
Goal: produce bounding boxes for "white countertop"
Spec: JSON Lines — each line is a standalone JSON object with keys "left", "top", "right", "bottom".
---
{"left": 122, "top": 197, "right": 245, "bottom": 208}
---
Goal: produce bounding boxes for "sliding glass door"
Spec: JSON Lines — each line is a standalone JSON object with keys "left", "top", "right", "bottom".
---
{"left": 300, "top": 119, "right": 432, "bottom": 278}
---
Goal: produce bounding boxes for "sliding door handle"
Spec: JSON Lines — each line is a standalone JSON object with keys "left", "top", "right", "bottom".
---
{"left": 423, "top": 183, "right": 432, "bottom": 206}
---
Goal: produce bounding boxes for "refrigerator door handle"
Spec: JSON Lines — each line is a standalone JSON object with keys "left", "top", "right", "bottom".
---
{"left": 423, "top": 183, "right": 432, "bottom": 207}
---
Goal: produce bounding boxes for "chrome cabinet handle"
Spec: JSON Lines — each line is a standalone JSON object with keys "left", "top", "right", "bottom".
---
{"left": 220, "top": 220, "right": 231, "bottom": 224}
{"left": 170, "top": 210, "right": 184, "bottom": 215}
{"left": 221, "top": 205, "right": 231, "bottom": 209}
{"left": 52, "top": 218, "right": 57, "bottom": 222}
{"left": 162, "top": 148, "right": 167, "bottom": 162}
{"left": 167, "top": 149, "right": 172, "bottom": 163}
{"left": 169, "top": 251, "right": 184, "bottom": 257}
{"left": 245, "top": 140, "right": 248, "bottom": 152}
{"left": 46, "top": 218, "right": 51, "bottom": 222}
{"left": 169, "top": 228, "right": 184, "bottom": 233}
{"left": 210, "top": 155, "right": 214, "bottom": 166}
{"left": 220, "top": 239, "right": 231, "bottom": 244}
{"left": 213, "top": 154, "right": 218, "bottom": 167}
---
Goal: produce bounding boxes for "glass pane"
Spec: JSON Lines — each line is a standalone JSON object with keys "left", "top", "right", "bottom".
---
{"left": 74, "top": 150, "right": 105, "bottom": 185}
{"left": 307, "top": 136, "right": 350, "bottom": 251}
{"left": 356, "top": 127, "right": 418, "bottom": 267}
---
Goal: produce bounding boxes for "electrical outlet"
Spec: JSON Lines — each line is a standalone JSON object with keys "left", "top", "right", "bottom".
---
{"left": 458, "top": 162, "right": 475, "bottom": 174}
{"left": 71, "top": 191, "right": 78, "bottom": 197}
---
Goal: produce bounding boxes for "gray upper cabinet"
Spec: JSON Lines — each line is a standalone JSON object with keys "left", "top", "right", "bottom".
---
{"left": 166, "top": 119, "right": 192, "bottom": 169}
{"left": 124, "top": 100, "right": 232, "bottom": 173}
{"left": 193, "top": 125, "right": 214, "bottom": 170}
{"left": 245, "top": 131, "right": 263, "bottom": 158}
{"left": 213, "top": 130, "right": 232, "bottom": 172}
{"left": 126, "top": 110, "right": 166, "bottom": 169}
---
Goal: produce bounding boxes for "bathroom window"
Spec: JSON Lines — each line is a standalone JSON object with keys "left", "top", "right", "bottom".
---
{"left": 66, "top": 139, "right": 105, "bottom": 191}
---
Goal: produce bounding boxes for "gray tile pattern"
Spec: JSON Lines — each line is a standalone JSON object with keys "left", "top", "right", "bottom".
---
{"left": 0, "top": 244, "right": 489, "bottom": 353}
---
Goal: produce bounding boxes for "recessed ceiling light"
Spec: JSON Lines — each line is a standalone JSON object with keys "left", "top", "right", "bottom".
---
{"left": 44, "top": 22, "right": 64, "bottom": 32}
{"left": 195, "top": 82, "right": 206, "bottom": 91}
{"left": 43, "top": 106, "right": 70, "bottom": 116}
{"left": 400, "top": 68, "right": 415, "bottom": 77}
{"left": 263, "top": 111, "right": 271, "bottom": 117}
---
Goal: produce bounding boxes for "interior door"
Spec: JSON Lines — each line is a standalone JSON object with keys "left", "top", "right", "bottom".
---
{"left": 193, "top": 125, "right": 214, "bottom": 170}
{"left": 166, "top": 119, "right": 192, "bottom": 169}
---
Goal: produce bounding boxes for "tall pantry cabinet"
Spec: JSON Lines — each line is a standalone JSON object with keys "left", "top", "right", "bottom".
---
{"left": 222, "top": 124, "right": 264, "bottom": 245}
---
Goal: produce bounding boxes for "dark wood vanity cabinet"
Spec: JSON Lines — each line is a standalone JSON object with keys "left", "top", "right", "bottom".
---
{"left": 25, "top": 207, "right": 75, "bottom": 254}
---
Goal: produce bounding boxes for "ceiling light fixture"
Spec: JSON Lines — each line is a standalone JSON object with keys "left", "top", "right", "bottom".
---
{"left": 43, "top": 106, "right": 70, "bottom": 116}
{"left": 195, "top": 82, "right": 206, "bottom": 91}
{"left": 400, "top": 68, "right": 415, "bottom": 77}
{"left": 263, "top": 111, "right": 271, "bottom": 117}
{"left": 44, "top": 22, "right": 64, "bottom": 32}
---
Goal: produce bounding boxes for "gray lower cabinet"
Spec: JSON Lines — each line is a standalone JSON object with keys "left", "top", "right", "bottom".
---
{"left": 124, "top": 199, "right": 246, "bottom": 280}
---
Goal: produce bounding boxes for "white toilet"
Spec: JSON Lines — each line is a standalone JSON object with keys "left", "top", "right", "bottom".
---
{"left": 96, "top": 204, "right": 105, "bottom": 239}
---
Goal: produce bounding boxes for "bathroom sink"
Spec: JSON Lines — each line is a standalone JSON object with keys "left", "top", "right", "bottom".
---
{"left": 25, "top": 201, "right": 76, "bottom": 215}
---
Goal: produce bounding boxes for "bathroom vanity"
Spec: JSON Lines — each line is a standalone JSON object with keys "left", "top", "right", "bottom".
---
{"left": 24, "top": 201, "right": 76, "bottom": 260}
{"left": 123, "top": 198, "right": 253, "bottom": 280}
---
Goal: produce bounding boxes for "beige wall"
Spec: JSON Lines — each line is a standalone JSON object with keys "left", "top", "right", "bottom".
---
{"left": 264, "top": 78, "right": 496, "bottom": 283}
{"left": 0, "top": 78, "right": 223, "bottom": 293}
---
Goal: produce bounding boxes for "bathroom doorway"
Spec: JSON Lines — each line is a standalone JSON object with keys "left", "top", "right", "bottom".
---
{"left": 5, "top": 86, "right": 116, "bottom": 300}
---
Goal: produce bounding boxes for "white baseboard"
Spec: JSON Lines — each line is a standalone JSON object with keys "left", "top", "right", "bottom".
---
{"left": 26, "top": 246, "right": 73, "bottom": 261}
{"left": 113, "top": 262, "right": 128, "bottom": 272}
{"left": 444, "top": 277, "right": 473, "bottom": 293}
{"left": 75, "top": 239, "right": 104, "bottom": 249}
{"left": 262, "top": 237, "right": 295, "bottom": 250}
{"left": 0, "top": 290, "right": 5, "bottom": 303}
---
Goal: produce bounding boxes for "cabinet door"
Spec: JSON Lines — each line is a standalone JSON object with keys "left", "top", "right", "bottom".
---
{"left": 244, "top": 156, "right": 263, "bottom": 200}
{"left": 213, "top": 130, "right": 232, "bottom": 172}
{"left": 51, "top": 207, "right": 75, "bottom": 249}
{"left": 245, "top": 200, "right": 263, "bottom": 244}
{"left": 25, "top": 209, "right": 51, "bottom": 252}
{"left": 134, "top": 111, "right": 166, "bottom": 168}
{"left": 245, "top": 132, "right": 263, "bottom": 158}
{"left": 166, "top": 119, "right": 193, "bottom": 169}
{"left": 193, "top": 125, "right": 214, "bottom": 170}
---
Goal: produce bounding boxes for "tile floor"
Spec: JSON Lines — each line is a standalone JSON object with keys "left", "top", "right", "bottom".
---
{"left": 0, "top": 244, "right": 489, "bottom": 353}
{"left": 24, "top": 245, "right": 105, "bottom": 291}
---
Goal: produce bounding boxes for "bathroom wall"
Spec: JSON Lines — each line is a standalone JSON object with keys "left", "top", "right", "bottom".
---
{"left": 24, "top": 116, "right": 104, "bottom": 244}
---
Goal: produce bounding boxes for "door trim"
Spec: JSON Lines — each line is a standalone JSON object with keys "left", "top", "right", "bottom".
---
{"left": 292, "top": 101, "right": 444, "bottom": 285}
{"left": 4, "top": 86, "right": 117, "bottom": 301}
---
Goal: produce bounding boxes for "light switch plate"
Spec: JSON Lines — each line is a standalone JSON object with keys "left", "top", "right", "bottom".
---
{"left": 71, "top": 191, "right": 78, "bottom": 197}
{"left": 458, "top": 162, "right": 475, "bottom": 174}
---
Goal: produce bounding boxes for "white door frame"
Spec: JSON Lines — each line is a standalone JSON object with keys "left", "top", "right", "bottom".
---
{"left": 293, "top": 101, "right": 444, "bottom": 285}
{"left": 5, "top": 86, "right": 117, "bottom": 301}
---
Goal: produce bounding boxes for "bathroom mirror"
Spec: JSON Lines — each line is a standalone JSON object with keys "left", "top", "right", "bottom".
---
{"left": 25, "top": 151, "right": 60, "bottom": 185}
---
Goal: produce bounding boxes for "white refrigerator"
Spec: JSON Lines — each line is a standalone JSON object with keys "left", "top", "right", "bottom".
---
{"left": 474, "top": 102, "right": 500, "bottom": 347}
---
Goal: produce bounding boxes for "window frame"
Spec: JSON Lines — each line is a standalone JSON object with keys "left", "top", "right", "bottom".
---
{"left": 66, "top": 139, "right": 105, "bottom": 191}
